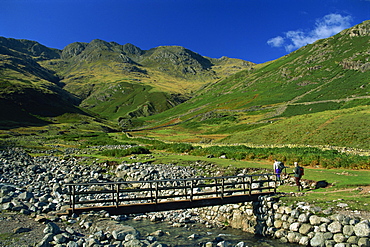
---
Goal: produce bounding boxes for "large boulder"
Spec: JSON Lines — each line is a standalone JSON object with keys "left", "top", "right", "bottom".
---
{"left": 354, "top": 221, "right": 370, "bottom": 237}
{"left": 310, "top": 232, "right": 326, "bottom": 247}
{"left": 43, "top": 222, "right": 61, "bottom": 235}
{"left": 328, "top": 221, "right": 342, "bottom": 233}
{"left": 91, "top": 219, "right": 139, "bottom": 241}
{"left": 112, "top": 225, "right": 139, "bottom": 241}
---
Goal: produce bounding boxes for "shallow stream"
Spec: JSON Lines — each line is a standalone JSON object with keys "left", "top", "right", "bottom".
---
{"left": 124, "top": 217, "right": 301, "bottom": 247}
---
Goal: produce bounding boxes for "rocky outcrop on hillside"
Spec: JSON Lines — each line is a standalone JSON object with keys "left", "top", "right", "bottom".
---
{"left": 0, "top": 39, "right": 60, "bottom": 83}
{"left": 342, "top": 20, "right": 370, "bottom": 37}
{"left": 61, "top": 42, "right": 88, "bottom": 59}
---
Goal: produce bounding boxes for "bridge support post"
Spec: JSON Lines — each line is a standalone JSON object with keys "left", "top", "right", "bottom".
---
{"left": 190, "top": 180, "right": 194, "bottom": 201}
{"left": 155, "top": 182, "right": 158, "bottom": 204}
{"left": 150, "top": 182, "right": 154, "bottom": 203}
{"left": 242, "top": 177, "right": 245, "bottom": 194}
{"left": 70, "top": 185, "right": 76, "bottom": 213}
{"left": 111, "top": 184, "right": 115, "bottom": 206}
{"left": 116, "top": 184, "right": 120, "bottom": 207}
{"left": 221, "top": 178, "right": 224, "bottom": 199}
{"left": 214, "top": 178, "right": 218, "bottom": 197}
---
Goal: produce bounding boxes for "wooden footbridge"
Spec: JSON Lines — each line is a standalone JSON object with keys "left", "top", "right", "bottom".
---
{"left": 63, "top": 173, "right": 278, "bottom": 216}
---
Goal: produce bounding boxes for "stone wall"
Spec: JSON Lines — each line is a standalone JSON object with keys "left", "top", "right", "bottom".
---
{"left": 191, "top": 196, "right": 370, "bottom": 247}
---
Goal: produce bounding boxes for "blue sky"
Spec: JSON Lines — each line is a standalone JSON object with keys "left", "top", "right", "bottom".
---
{"left": 1, "top": 0, "right": 369, "bottom": 63}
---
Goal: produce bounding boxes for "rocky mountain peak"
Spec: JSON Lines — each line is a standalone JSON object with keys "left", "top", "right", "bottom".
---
{"left": 145, "top": 45, "right": 213, "bottom": 71}
{"left": 61, "top": 42, "right": 88, "bottom": 59}
{"left": 87, "top": 39, "right": 113, "bottom": 50}
{"left": 122, "top": 43, "right": 143, "bottom": 56}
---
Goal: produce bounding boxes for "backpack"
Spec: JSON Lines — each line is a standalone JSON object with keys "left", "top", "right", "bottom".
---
{"left": 277, "top": 162, "right": 284, "bottom": 170}
{"left": 298, "top": 166, "right": 304, "bottom": 176}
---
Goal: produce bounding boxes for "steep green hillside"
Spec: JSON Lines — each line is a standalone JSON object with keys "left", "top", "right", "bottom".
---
{"left": 130, "top": 20, "right": 370, "bottom": 149}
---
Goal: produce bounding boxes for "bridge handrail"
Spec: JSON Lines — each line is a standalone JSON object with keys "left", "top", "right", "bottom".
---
{"left": 64, "top": 173, "right": 275, "bottom": 186}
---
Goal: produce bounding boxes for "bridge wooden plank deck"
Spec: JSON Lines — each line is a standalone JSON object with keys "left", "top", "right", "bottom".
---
{"left": 62, "top": 173, "right": 278, "bottom": 216}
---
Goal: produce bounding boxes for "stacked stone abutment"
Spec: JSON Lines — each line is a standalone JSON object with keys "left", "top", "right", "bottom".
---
{"left": 191, "top": 196, "right": 370, "bottom": 246}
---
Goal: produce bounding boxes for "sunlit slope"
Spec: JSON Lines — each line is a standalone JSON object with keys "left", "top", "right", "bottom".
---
{"left": 133, "top": 20, "right": 370, "bottom": 149}
{"left": 221, "top": 105, "right": 370, "bottom": 149}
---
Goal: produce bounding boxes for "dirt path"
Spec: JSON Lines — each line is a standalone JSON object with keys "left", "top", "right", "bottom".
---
{"left": 305, "top": 186, "right": 370, "bottom": 194}
{"left": 0, "top": 212, "right": 86, "bottom": 247}
{"left": 0, "top": 212, "right": 47, "bottom": 247}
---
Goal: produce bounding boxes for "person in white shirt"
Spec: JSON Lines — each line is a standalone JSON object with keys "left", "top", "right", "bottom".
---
{"left": 273, "top": 159, "right": 283, "bottom": 181}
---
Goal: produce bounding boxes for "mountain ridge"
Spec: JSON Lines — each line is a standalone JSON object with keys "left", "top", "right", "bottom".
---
{"left": 0, "top": 36, "right": 253, "bottom": 126}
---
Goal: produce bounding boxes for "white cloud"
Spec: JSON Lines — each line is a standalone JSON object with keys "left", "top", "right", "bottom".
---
{"left": 267, "top": 36, "right": 285, "bottom": 47}
{"left": 267, "top": 13, "right": 353, "bottom": 52}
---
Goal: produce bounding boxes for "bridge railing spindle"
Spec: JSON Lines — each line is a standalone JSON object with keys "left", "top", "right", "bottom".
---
{"left": 155, "top": 181, "right": 159, "bottom": 204}
{"left": 150, "top": 182, "right": 154, "bottom": 203}
{"left": 214, "top": 178, "right": 218, "bottom": 197}
{"left": 68, "top": 185, "right": 75, "bottom": 213}
{"left": 221, "top": 178, "right": 225, "bottom": 199}
{"left": 190, "top": 180, "right": 194, "bottom": 201}
{"left": 111, "top": 184, "right": 115, "bottom": 206}
{"left": 242, "top": 176, "right": 246, "bottom": 194}
{"left": 115, "top": 184, "right": 120, "bottom": 207}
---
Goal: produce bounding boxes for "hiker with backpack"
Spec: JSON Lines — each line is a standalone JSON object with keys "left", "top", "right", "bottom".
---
{"left": 293, "top": 162, "right": 304, "bottom": 191}
{"left": 273, "top": 159, "right": 285, "bottom": 181}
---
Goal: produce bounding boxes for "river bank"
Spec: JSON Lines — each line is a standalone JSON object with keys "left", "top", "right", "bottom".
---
{"left": 0, "top": 209, "right": 302, "bottom": 247}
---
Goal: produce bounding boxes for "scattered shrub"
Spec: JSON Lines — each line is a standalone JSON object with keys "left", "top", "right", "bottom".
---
{"left": 189, "top": 145, "right": 370, "bottom": 169}
{"left": 152, "top": 143, "right": 194, "bottom": 153}
{"left": 99, "top": 146, "right": 150, "bottom": 157}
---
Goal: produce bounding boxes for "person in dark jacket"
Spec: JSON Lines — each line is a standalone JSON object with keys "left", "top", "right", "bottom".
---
{"left": 293, "top": 162, "right": 303, "bottom": 191}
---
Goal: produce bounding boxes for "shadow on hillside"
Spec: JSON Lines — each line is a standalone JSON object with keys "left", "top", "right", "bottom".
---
{"left": 0, "top": 119, "right": 52, "bottom": 130}
{"left": 0, "top": 95, "right": 89, "bottom": 130}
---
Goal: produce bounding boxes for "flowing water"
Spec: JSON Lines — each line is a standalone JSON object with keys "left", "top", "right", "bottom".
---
{"left": 124, "top": 217, "right": 301, "bottom": 247}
